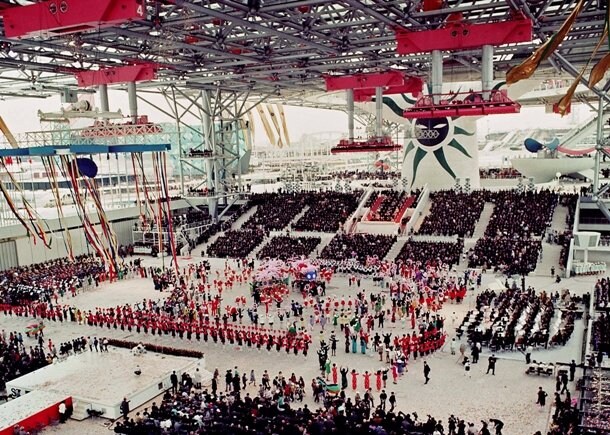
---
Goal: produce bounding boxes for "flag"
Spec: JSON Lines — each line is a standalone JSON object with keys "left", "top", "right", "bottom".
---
{"left": 589, "top": 52, "right": 610, "bottom": 88}
{"left": 589, "top": 4, "right": 610, "bottom": 89}
{"left": 557, "top": 28, "right": 608, "bottom": 116}
{"left": 507, "top": 0, "right": 586, "bottom": 84}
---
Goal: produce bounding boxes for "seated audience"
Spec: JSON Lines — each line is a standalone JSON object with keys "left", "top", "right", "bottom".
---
{"left": 320, "top": 234, "right": 396, "bottom": 263}
{"left": 0, "top": 255, "right": 104, "bottom": 305}
{"left": 257, "top": 236, "right": 321, "bottom": 261}
{"left": 468, "top": 237, "right": 542, "bottom": 275}
{"left": 293, "top": 192, "right": 361, "bottom": 233}
{"left": 418, "top": 191, "right": 486, "bottom": 237}
{"left": 207, "top": 230, "right": 265, "bottom": 258}
{"left": 243, "top": 193, "right": 308, "bottom": 231}
{"left": 396, "top": 240, "right": 463, "bottom": 266}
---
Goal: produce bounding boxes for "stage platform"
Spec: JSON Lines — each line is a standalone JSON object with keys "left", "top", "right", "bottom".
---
{"left": 6, "top": 347, "right": 208, "bottom": 420}
{"left": 0, "top": 390, "right": 70, "bottom": 435}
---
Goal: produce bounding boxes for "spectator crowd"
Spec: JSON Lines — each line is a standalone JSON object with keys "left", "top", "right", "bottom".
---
{"left": 293, "top": 192, "right": 362, "bottom": 233}
{"left": 418, "top": 191, "right": 486, "bottom": 237}
{"left": 396, "top": 240, "right": 463, "bottom": 267}
{"left": 257, "top": 236, "right": 321, "bottom": 261}
{"left": 206, "top": 230, "right": 266, "bottom": 259}
{"left": 320, "top": 234, "right": 396, "bottom": 263}
{"left": 0, "top": 255, "right": 104, "bottom": 305}
{"left": 244, "top": 193, "right": 309, "bottom": 231}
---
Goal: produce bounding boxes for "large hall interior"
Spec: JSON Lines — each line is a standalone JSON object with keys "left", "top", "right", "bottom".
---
{"left": 0, "top": 0, "right": 610, "bottom": 434}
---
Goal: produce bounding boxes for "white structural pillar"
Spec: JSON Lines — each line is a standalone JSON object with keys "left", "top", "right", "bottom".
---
{"left": 482, "top": 45, "right": 494, "bottom": 100}
{"left": 99, "top": 84, "right": 109, "bottom": 112}
{"left": 202, "top": 90, "right": 218, "bottom": 219}
{"left": 127, "top": 82, "right": 138, "bottom": 123}
{"left": 594, "top": 97, "right": 604, "bottom": 196}
{"left": 347, "top": 89, "right": 355, "bottom": 142}
{"left": 431, "top": 50, "right": 443, "bottom": 104}
{"left": 375, "top": 86, "right": 383, "bottom": 138}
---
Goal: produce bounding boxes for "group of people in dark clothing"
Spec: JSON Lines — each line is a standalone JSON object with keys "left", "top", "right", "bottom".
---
{"left": 258, "top": 236, "right": 321, "bottom": 261}
{"left": 292, "top": 192, "right": 362, "bottom": 233}
{"left": 112, "top": 366, "right": 503, "bottom": 435}
{"left": 0, "top": 330, "right": 50, "bottom": 397}
{"left": 320, "top": 234, "right": 397, "bottom": 263}
{"left": 468, "top": 190, "right": 558, "bottom": 275}
{"left": 207, "top": 229, "right": 266, "bottom": 259}
{"left": 397, "top": 240, "right": 464, "bottom": 267}
{"left": 0, "top": 255, "right": 104, "bottom": 305}
{"left": 418, "top": 191, "right": 486, "bottom": 237}
{"left": 244, "top": 193, "right": 310, "bottom": 231}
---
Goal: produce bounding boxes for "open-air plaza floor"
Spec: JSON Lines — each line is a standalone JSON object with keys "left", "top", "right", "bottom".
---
{"left": 0, "top": 254, "right": 600, "bottom": 434}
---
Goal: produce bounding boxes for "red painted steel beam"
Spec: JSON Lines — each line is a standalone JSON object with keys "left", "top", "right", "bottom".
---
{"left": 395, "top": 18, "right": 533, "bottom": 54}
{"left": 2, "top": 0, "right": 145, "bottom": 39}
{"left": 324, "top": 70, "right": 419, "bottom": 92}
{"left": 75, "top": 64, "right": 157, "bottom": 87}
{"left": 353, "top": 77, "right": 423, "bottom": 102}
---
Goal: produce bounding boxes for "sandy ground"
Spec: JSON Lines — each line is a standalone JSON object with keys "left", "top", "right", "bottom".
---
{"left": 0, "top": 254, "right": 598, "bottom": 435}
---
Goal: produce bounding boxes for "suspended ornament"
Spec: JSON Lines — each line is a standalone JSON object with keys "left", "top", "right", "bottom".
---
{"left": 76, "top": 157, "right": 99, "bottom": 178}
{"left": 524, "top": 138, "right": 543, "bottom": 153}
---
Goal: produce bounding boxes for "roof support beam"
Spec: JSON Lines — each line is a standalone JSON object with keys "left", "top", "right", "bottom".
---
{"left": 168, "top": 0, "right": 340, "bottom": 55}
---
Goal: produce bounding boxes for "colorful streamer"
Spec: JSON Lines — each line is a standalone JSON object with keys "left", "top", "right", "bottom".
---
{"left": 507, "top": 0, "right": 586, "bottom": 84}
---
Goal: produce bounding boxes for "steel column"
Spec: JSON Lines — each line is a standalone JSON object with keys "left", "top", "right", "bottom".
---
{"left": 481, "top": 45, "right": 494, "bottom": 100}
{"left": 594, "top": 98, "right": 604, "bottom": 196}
{"left": 202, "top": 90, "right": 218, "bottom": 219}
{"left": 375, "top": 87, "right": 383, "bottom": 137}
{"left": 127, "top": 82, "right": 138, "bottom": 123}
{"left": 171, "top": 86, "right": 185, "bottom": 195}
{"left": 347, "top": 89, "right": 355, "bottom": 142}
{"left": 431, "top": 50, "right": 443, "bottom": 104}
{"left": 99, "top": 84, "right": 109, "bottom": 112}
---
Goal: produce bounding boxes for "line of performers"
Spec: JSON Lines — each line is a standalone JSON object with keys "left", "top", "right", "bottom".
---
{"left": 4, "top": 300, "right": 446, "bottom": 361}
{"left": 5, "top": 301, "right": 316, "bottom": 355}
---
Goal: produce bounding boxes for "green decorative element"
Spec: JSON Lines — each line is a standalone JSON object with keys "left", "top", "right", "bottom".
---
{"left": 411, "top": 147, "right": 427, "bottom": 186}
{"left": 407, "top": 124, "right": 475, "bottom": 186}
{"left": 447, "top": 86, "right": 462, "bottom": 102}
{"left": 453, "top": 126, "right": 475, "bottom": 137}
{"left": 403, "top": 141, "right": 415, "bottom": 161}
{"left": 492, "top": 81, "right": 506, "bottom": 91}
{"left": 433, "top": 148, "right": 457, "bottom": 179}
{"left": 382, "top": 97, "right": 407, "bottom": 118}
{"left": 447, "top": 138, "right": 472, "bottom": 158}
{"left": 401, "top": 93, "right": 417, "bottom": 105}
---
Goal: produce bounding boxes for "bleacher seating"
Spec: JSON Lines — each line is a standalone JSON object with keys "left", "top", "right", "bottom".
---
{"left": 366, "top": 190, "right": 416, "bottom": 222}
{"left": 418, "top": 191, "right": 486, "bottom": 237}
{"left": 243, "top": 193, "right": 308, "bottom": 231}
{"left": 468, "top": 238, "right": 542, "bottom": 275}
{"left": 320, "top": 233, "right": 396, "bottom": 263}
{"left": 257, "top": 236, "right": 321, "bottom": 260}
{"left": 396, "top": 240, "right": 463, "bottom": 266}
{"left": 293, "top": 192, "right": 361, "bottom": 233}
{"left": 469, "top": 190, "right": 558, "bottom": 275}
{"left": 206, "top": 229, "right": 265, "bottom": 258}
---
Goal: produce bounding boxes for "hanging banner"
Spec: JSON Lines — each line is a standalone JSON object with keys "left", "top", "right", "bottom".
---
{"left": 265, "top": 104, "right": 284, "bottom": 148}
{"left": 256, "top": 105, "right": 277, "bottom": 147}
{"left": 276, "top": 103, "right": 291, "bottom": 147}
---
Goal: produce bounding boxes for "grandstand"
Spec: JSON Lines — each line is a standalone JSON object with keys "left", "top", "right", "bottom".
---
{"left": 0, "top": 1, "right": 609, "bottom": 434}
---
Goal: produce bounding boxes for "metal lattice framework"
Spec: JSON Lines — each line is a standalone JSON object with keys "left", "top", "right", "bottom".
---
{"left": 0, "top": 0, "right": 606, "bottom": 100}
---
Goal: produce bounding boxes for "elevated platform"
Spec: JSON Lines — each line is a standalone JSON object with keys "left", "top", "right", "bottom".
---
{"left": 511, "top": 156, "right": 594, "bottom": 183}
{"left": 403, "top": 90, "right": 520, "bottom": 119}
{"left": 6, "top": 347, "right": 208, "bottom": 420}
{"left": 0, "top": 390, "right": 71, "bottom": 435}
{"left": 182, "top": 192, "right": 242, "bottom": 201}
{"left": 330, "top": 137, "right": 401, "bottom": 154}
{"left": 78, "top": 119, "right": 163, "bottom": 138}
